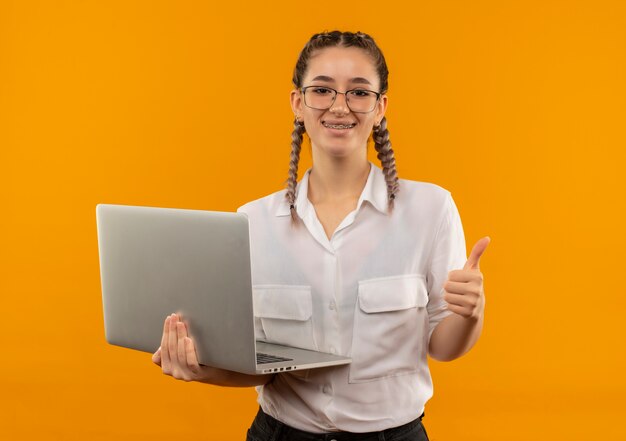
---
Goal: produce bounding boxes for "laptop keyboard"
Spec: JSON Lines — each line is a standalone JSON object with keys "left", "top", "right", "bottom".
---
{"left": 256, "top": 352, "right": 293, "bottom": 364}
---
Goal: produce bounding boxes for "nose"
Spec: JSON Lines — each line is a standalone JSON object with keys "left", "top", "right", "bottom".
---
{"left": 329, "top": 92, "right": 350, "bottom": 114}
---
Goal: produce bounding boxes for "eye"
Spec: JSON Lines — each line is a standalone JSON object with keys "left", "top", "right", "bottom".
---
{"left": 311, "top": 87, "right": 332, "bottom": 95}
{"left": 350, "top": 89, "right": 372, "bottom": 97}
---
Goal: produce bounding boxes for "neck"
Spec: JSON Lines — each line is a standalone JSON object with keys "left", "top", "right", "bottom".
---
{"left": 308, "top": 151, "right": 371, "bottom": 204}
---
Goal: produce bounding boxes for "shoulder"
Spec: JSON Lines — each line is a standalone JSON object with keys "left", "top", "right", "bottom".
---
{"left": 236, "top": 187, "right": 288, "bottom": 217}
{"left": 394, "top": 178, "right": 461, "bottom": 235}
{"left": 397, "top": 176, "right": 452, "bottom": 210}
{"left": 397, "top": 177, "right": 465, "bottom": 236}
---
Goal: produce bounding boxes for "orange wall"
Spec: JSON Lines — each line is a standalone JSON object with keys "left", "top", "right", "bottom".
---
{"left": 1, "top": 1, "right": 625, "bottom": 440}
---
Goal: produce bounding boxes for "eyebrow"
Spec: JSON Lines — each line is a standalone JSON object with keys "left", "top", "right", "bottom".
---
{"left": 310, "top": 75, "right": 373, "bottom": 86}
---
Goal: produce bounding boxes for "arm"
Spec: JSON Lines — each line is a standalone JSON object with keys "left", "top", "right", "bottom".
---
{"left": 428, "top": 304, "right": 484, "bottom": 362}
{"left": 425, "top": 192, "right": 489, "bottom": 362}
{"left": 428, "top": 236, "right": 490, "bottom": 362}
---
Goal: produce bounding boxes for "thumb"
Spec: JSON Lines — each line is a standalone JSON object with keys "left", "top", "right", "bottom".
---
{"left": 463, "top": 236, "right": 491, "bottom": 270}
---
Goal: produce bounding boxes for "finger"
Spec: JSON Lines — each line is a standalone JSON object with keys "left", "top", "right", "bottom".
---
{"left": 463, "top": 236, "right": 490, "bottom": 270}
{"left": 180, "top": 322, "right": 202, "bottom": 375}
{"left": 448, "top": 269, "right": 479, "bottom": 283}
{"left": 443, "top": 280, "right": 473, "bottom": 295}
{"left": 152, "top": 347, "right": 162, "bottom": 366}
{"left": 184, "top": 337, "right": 202, "bottom": 374}
{"left": 177, "top": 321, "right": 192, "bottom": 377}
{"left": 169, "top": 313, "right": 179, "bottom": 366}
{"left": 446, "top": 302, "right": 470, "bottom": 317}
{"left": 443, "top": 291, "right": 477, "bottom": 308}
{"left": 161, "top": 315, "right": 172, "bottom": 372}
{"left": 179, "top": 319, "right": 201, "bottom": 376}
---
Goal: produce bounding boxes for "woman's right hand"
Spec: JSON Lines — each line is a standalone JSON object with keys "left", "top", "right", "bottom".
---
{"left": 152, "top": 312, "right": 216, "bottom": 383}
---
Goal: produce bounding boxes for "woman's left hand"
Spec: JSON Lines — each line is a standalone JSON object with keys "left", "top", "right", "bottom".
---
{"left": 442, "top": 236, "right": 490, "bottom": 321}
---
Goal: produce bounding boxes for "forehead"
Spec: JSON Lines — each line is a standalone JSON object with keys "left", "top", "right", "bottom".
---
{"left": 304, "top": 46, "right": 379, "bottom": 88}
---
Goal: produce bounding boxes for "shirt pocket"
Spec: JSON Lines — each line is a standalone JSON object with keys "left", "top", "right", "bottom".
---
{"left": 348, "top": 273, "right": 429, "bottom": 384}
{"left": 252, "top": 284, "right": 319, "bottom": 352}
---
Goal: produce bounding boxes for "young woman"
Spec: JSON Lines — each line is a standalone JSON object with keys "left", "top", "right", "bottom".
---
{"left": 152, "top": 30, "right": 489, "bottom": 441}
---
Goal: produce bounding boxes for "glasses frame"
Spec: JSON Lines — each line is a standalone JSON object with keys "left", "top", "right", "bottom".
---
{"left": 300, "top": 85, "right": 382, "bottom": 113}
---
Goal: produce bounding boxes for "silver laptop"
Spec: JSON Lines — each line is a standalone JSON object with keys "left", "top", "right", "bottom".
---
{"left": 96, "top": 203, "right": 351, "bottom": 375}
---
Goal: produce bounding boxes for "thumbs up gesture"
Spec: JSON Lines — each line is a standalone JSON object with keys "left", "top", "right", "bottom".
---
{"left": 442, "top": 236, "right": 490, "bottom": 321}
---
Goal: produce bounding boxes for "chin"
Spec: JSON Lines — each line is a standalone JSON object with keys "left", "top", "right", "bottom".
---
{"left": 320, "top": 144, "right": 361, "bottom": 159}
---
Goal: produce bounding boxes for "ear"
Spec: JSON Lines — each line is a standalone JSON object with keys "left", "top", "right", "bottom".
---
{"left": 290, "top": 88, "right": 303, "bottom": 117}
{"left": 375, "top": 93, "right": 388, "bottom": 124}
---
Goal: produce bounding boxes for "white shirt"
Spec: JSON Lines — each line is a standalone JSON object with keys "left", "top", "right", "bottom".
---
{"left": 236, "top": 161, "right": 467, "bottom": 433}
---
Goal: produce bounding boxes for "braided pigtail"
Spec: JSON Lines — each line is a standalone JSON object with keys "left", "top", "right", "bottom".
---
{"left": 288, "top": 30, "right": 396, "bottom": 224}
{"left": 284, "top": 117, "right": 306, "bottom": 225}
{"left": 373, "top": 116, "right": 399, "bottom": 214}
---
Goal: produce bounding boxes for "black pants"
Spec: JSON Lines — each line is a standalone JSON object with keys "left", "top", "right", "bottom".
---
{"left": 246, "top": 406, "right": 430, "bottom": 441}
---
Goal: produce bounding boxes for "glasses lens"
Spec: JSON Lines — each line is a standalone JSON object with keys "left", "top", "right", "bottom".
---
{"left": 303, "top": 87, "right": 378, "bottom": 112}
{"left": 346, "top": 90, "right": 378, "bottom": 112}
{"left": 304, "top": 87, "right": 335, "bottom": 110}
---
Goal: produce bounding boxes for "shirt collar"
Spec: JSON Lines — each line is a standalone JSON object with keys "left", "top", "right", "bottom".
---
{"left": 275, "top": 161, "right": 390, "bottom": 217}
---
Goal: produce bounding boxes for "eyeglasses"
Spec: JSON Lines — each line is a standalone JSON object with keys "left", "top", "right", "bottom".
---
{"left": 300, "top": 85, "right": 381, "bottom": 113}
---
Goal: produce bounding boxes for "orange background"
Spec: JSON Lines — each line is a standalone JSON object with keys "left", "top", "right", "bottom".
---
{"left": 2, "top": 1, "right": 625, "bottom": 440}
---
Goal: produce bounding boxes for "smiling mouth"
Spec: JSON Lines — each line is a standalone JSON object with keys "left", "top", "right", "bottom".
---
{"left": 322, "top": 121, "right": 356, "bottom": 129}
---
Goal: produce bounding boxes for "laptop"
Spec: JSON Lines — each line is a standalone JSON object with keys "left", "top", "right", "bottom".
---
{"left": 96, "top": 203, "right": 351, "bottom": 375}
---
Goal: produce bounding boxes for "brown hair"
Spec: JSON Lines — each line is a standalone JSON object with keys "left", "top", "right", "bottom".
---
{"left": 285, "top": 30, "right": 399, "bottom": 225}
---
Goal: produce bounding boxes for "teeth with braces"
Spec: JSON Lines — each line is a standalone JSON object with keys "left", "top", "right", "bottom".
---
{"left": 323, "top": 122, "right": 355, "bottom": 129}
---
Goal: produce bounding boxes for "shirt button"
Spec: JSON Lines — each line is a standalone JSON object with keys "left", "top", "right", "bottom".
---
{"left": 329, "top": 346, "right": 336, "bottom": 354}
{"left": 323, "top": 385, "right": 332, "bottom": 395}
{"left": 329, "top": 301, "right": 336, "bottom": 310}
